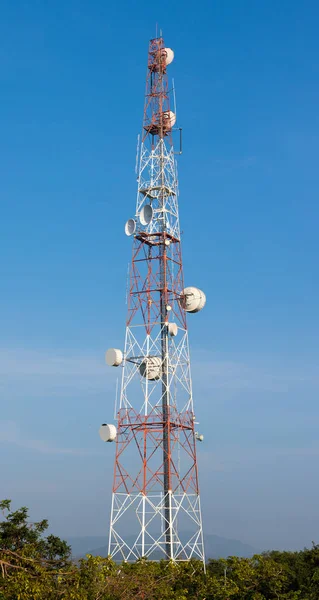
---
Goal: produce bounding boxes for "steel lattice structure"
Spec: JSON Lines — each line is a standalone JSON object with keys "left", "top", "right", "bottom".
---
{"left": 106, "top": 36, "right": 205, "bottom": 564}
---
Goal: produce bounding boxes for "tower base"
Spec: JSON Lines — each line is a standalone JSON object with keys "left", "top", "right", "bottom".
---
{"left": 108, "top": 492, "right": 205, "bottom": 563}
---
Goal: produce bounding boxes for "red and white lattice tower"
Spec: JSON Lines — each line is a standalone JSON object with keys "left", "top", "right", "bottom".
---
{"left": 100, "top": 36, "right": 206, "bottom": 564}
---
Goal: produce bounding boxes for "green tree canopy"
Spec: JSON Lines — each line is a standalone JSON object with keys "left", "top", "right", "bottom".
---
{"left": 1, "top": 499, "right": 319, "bottom": 599}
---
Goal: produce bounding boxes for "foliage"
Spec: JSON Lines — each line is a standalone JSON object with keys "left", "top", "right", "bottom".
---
{"left": 1, "top": 500, "right": 319, "bottom": 599}
{"left": 0, "top": 499, "right": 70, "bottom": 563}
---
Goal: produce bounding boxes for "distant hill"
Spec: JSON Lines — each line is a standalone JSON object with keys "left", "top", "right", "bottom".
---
{"left": 204, "top": 534, "right": 259, "bottom": 559}
{"left": 67, "top": 534, "right": 259, "bottom": 560}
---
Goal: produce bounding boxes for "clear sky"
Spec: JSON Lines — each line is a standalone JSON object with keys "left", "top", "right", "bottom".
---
{"left": 1, "top": 0, "right": 319, "bottom": 551}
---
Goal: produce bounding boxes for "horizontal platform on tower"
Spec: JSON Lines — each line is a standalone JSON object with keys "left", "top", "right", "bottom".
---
{"left": 139, "top": 185, "right": 176, "bottom": 198}
{"left": 136, "top": 231, "right": 180, "bottom": 246}
{"left": 117, "top": 421, "right": 193, "bottom": 431}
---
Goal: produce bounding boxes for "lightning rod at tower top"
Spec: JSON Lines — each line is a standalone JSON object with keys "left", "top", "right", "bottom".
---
{"left": 99, "top": 35, "right": 206, "bottom": 565}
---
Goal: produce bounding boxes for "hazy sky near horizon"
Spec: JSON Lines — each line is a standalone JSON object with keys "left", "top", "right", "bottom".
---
{"left": 1, "top": 0, "right": 319, "bottom": 551}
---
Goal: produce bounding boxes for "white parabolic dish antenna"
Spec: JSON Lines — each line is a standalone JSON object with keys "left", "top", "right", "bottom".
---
{"left": 162, "top": 48, "right": 174, "bottom": 65}
{"left": 125, "top": 218, "right": 136, "bottom": 236}
{"left": 156, "top": 47, "right": 174, "bottom": 66}
{"left": 168, "top": 322, "right": 178, "bottom": 337}
{"left": 162, "top": 110, "right": 176, "bottom": 130}
{"left": 139, "top": 204, "right": 153, "bottom": 226}
{"left": 180, "top": 287, "right": 206, "bottom": 313}
{"left": 139, "top": 356, "right": 162, "bottom": 380}
{"left": 99, "top": 423, "right": 117, "bottom": 443}
{"left": 105, "top": 348, "right": 123, "bottom": 367}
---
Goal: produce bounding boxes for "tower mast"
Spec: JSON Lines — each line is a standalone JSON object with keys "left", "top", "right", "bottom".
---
{"left": 101, "top": 35, "right": 206, "bottom": 564}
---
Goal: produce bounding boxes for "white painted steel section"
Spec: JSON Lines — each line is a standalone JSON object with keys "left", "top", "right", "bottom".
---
{"left": 109, "top": 491, "right": 205, "bottom": 563}
{"left": 136, "top": 138, "right": 180, "bottom": 240}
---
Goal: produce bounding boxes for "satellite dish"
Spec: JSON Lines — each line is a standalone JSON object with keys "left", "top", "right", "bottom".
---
{"left": 154, "top": 48, "right": 174, "bottom": 69}
{"left": 99, "top": 423, "right": 117, "bottom": 443}
{"left": 162, "top": 110, "right": 176, "bottom": 130}
{"left": 180, "top": 287, "right": 206, "bottom": 313}
{"left": 105, "top": 348, "right": 123, "bottom": 367}
{"left": 162, "top": 48, "right": 174, "bottom": 66}
{"left": 139, "top": 356, "right": 162, "bottom": 380}
{"left": 125, "top": 218, "right": 136, "bottom": 236}
{"left": 139, "top": 204, "right": 153, "bottom": 226}
{"left": 168, "top": 322, "right": 178, "bottom": 337}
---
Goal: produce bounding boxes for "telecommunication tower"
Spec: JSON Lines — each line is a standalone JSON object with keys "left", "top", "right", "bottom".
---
{"left": 99, "top": 36, "right": 206, "bottom": 564}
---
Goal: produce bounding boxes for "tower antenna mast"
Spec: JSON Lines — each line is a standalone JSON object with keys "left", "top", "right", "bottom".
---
{"left": 100, "top": 36, "right": 206, "bottom": 564}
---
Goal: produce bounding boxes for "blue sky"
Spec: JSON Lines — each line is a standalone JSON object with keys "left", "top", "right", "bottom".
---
{"left": 1, "top": 0, "right": 319, "bottom": 551}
